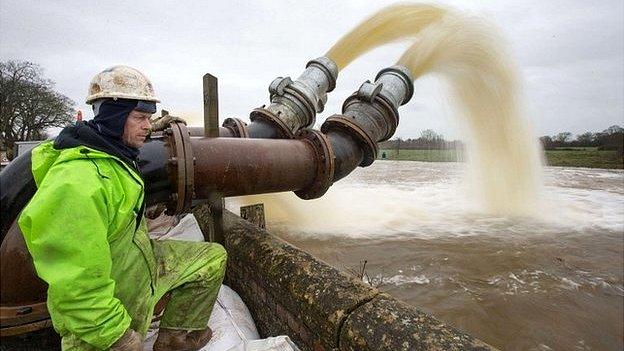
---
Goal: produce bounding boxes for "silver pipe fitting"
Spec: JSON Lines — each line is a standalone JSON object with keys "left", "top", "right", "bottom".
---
{"left": 374, "top": 65, "right": 414, "bottom": 107}
{"left": 321, "top": 65, "right": 414, "bottom": 167}
{"left": 250, "top": 56, "right": 338, "bottom": 138}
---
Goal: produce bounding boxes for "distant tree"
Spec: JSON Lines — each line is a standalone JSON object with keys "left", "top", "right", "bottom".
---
{"left": 420, "top": 129, "right": 442, "bottom": 142}
{"left": 552, "top": 132, "right": 573, "bottom": 144}
{"left": 1, "top": 60, "right": 75, "bottom": 159}
{"left": 603, "top": 125, "right": 624, "bottom": 135}
{"left": 575, "top": 132, "right": 596, "bottom": 146}
{"left": 539, "top": 135, "right": 555, "bottom": 150}
{"left": 596, "top": 125, "right": 624, "bottom": 156}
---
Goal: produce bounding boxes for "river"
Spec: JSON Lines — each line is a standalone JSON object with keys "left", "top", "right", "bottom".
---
{"left": 229, "top": 160, "right": 624, "bottom": 351}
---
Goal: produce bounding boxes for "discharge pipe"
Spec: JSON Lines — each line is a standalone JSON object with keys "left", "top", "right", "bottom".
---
{"left": 222, "top": 57, "right": 339, "bottom": 139}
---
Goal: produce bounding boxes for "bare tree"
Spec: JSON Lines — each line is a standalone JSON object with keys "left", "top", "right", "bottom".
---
{"left": 575, "top": 132, "right": 596, "bottom": 146}
{"left": 1, "top": 60, "right": 75, "bottom": 159}
{"left": 552, "top": 132, "right": 572, "bottom": 145}
{"left": 420, "top": 129, "right": 442, "bottom": 142}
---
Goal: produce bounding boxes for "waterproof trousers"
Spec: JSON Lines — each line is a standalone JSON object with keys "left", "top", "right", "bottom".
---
{"left": 61, "top": 240, "right": 227, "bottom": 350}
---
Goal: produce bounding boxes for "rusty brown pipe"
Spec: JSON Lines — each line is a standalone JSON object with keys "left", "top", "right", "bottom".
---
{"left": 188, "top": 120, "right": 277, "bottom": 139}
{"left": 192, "top": 137, "right": 317, "bottom": 197}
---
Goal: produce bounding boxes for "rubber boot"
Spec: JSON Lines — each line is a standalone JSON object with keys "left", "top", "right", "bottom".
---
{"left": 109, "top": 329, "right": 142, "bottom": 351}
{"left": 153, "top": 327, "right": 213, "bottom": 351}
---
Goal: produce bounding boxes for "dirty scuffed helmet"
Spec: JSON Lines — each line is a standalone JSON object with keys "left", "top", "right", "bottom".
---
{"left": 86, "top": 65, "right": 160, "bottom": 104}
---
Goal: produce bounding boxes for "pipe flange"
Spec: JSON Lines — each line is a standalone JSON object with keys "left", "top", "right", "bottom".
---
{"left": 222, "top": 117, "right": 249, "bottom": 138}
{"left": 341, "top": 92, "right": 400, "bottom": 142}
{"left": 283, "top": 84, "right": 317, "bottom": 123}
{"left": 250, "top": 107, "right": 295, "bottom": 139}
{"left": 372, "top": 93, "right": 400, "bottom": 141}
{"left": 321, "top": 115, "right": 378, "bottom": 167}
{"left": 164, "top": 122, "right": 194, "bottom": 214}
{"left": 294, "top": 129, "right": 335, "bottom": 200}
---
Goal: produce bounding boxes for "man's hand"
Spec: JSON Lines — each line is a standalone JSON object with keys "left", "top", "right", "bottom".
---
{"left": 150, "top": 109, "right": 187, "bottom": 133}
{"left": 110, "top": 329, "right": 142, "bottom": 351}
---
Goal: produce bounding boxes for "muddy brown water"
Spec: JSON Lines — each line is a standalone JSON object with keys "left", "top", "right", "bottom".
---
{"left": 229, "top": 161, "right": 624, "bottom": 351}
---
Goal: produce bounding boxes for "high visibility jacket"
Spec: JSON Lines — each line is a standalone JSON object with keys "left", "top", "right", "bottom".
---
{"left": 19, "top": 141, "right": 156, "bottom": 349}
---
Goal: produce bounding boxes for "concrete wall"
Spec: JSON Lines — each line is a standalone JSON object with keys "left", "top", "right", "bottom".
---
{"left": 194, "top": 205, "right": 498, "bottom": 351}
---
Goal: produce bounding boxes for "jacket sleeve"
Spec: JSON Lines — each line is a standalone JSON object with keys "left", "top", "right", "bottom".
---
{"left": 18, "top": 160, "right": 131, "bottom": 350}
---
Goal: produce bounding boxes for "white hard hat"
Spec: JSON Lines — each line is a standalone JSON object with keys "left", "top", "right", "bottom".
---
{"left": 86, "top": 65, "right": 160, "bottom": 104}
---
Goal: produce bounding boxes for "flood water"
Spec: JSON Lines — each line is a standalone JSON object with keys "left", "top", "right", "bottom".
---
{"left": 228, "top": 161, "right": 624, "bottom": 351}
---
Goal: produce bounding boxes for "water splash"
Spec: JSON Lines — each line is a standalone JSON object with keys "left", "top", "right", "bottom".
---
{"left": 397, "top": 14, "right": 542, "bottom": 215}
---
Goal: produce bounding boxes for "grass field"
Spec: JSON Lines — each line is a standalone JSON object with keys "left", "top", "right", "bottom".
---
{"left": 379, "top": 148, "right": 623, "bottom": 169}
{"left": 379, "top": 149, "right": 461, "bottom": 162}
{"left": 545, "top": 148, "right": 623, "bottom": 169}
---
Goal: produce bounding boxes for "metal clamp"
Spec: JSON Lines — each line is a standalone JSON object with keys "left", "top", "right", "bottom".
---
{"left": 356, "top": 81, "right": 383, "bottom": 103}
{"left": 222, "top": 117, "right": 249, "bottom": 138}
{"left": 269, "top": 76, "right": 293, "bottom": 97}
{"left": 294, "top": 129, "right": 335, "bottom": 200}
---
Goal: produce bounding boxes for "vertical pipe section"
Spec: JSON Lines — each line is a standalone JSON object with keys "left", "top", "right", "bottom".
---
{"left": 320, "top": 65, "right": 414, "bottom": 183}
{"left": 248, "top": 57, "right": 338, "bottom": 139}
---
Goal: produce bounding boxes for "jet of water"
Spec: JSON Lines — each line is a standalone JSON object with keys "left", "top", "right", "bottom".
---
{"left": 398, "top": 14, "right": 542, "bottom": 215}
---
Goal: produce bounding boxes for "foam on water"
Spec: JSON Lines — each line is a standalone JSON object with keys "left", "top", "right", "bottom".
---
{"left": 227, "top": 162, "right": 624, "bottom": 239}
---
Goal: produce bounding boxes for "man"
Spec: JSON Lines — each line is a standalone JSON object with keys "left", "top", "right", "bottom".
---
{"left": 18, "top": 66, "right": 227, "bottom": 351}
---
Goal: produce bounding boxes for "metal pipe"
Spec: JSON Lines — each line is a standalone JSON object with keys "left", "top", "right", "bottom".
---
{"left": 325, "top": 129, "right": 364, "bottom": 182}
{"left": 0, "top": 152, "right": 37, "bottom": 244}
{"left": 191, "top": 137, "right": 317, "bottom": 197}
{"left": 322, "top": 65, "right": 414, "bottom": 167}
{"left": 249, "top": 56, "right": 338, "bottom": 138}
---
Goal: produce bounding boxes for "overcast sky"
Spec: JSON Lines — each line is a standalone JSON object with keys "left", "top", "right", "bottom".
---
{"left": 1, "top": 0, "right": 622, "bottom": 139}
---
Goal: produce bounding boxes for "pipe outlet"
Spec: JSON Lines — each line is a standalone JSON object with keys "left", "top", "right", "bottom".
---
{"left": 250, "top": 56, "right": 338, "bottom": 138}
{"left": 321, "top": 65, "right": 414, "bottom": 167}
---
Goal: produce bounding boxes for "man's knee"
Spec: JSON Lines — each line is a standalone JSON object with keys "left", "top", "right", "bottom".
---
{"left": 198, "top": 242, "right": 227, "bottom": 280}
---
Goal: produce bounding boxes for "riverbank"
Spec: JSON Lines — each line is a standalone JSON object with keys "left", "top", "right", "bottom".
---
{"left": 379, "top": 148, "right": 623, "bottom": 169}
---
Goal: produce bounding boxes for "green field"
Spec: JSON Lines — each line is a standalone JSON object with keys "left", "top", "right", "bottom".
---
{"left": 545, "top": 148, "right": 623, "bottom": 169}
{"left": 378, "top": 148, "right": 623, "bottom": 169}
{"left": 379, "top": 149, "right": 461, "bottom": 162}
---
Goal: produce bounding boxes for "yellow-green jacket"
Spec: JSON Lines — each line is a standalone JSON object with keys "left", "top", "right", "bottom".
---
{"left": 19, "top": 141, "right": 156, "bottom": 349}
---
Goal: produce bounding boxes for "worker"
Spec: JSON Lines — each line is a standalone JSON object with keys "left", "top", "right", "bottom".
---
{"left": 18, "top": 65, "right": 227, "bottom": 351}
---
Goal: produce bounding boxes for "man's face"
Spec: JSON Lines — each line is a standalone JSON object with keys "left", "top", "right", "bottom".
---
{"left": 123, "top": 110, "right": 152, "bottom": 148}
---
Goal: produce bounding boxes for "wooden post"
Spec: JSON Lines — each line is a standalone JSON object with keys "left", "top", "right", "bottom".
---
{"left": 240, "top": 203, "right": 266, "bottom": 229}
{"left": 202, "top": 73, "right": 224, "bottom": 243}
{"left": 203, "top": 73, "right": 219, "bottom": 138}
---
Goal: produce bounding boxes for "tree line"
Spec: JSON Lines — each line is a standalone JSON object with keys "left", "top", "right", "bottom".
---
{"left": 378, "top": 129, "right": 463, "bottom": 151}
{"left": 379, "top": 127, "right": 623, "bottom": 158}
{"left": 539, "top": 127, "right": 623, "bottom": 155}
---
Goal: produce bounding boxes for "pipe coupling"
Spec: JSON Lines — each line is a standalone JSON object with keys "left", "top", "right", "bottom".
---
{"left": 222, "top": 117, "right": 249, "bottom": 138}
{"left": 163, "top": 122, "right": 195, "bottom": 214}
{"left": 250, "top": 56, "right": 339, "bottom": 138}
{"left": 321, "top": 65, "right": 414, "bottom": 167}
{"left": 294, "top": 129, "right": 335, "bottom": 200}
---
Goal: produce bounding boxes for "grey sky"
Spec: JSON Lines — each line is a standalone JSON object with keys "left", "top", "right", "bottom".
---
{"left": 1, "top": 0, "right": 622, "bottom": 139}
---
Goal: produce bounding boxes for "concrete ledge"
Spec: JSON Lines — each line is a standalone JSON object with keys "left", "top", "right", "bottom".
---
{"left": 196, "top": 207, "right": 497, "bottom": 351}
{"left": 219, "top": 210, "right": 377, "bottom": 350}
{"left": 340, "top": 293, "right": 495, "bottom": 350}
